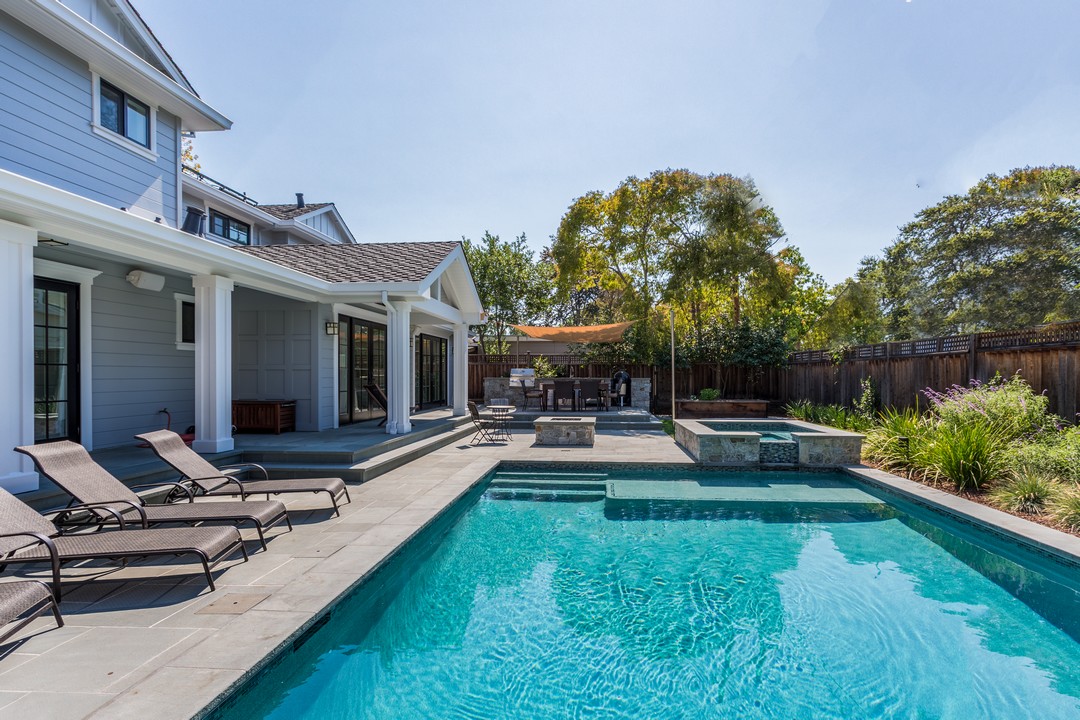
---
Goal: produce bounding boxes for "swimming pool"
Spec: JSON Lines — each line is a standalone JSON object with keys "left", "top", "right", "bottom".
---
{"left": 209, "top": 466, "right": 1080, "bottom": 719}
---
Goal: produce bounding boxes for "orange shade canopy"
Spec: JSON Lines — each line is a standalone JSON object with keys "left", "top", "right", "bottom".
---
{"left": 510, "top": 321, "right": 635, "bottom": 343}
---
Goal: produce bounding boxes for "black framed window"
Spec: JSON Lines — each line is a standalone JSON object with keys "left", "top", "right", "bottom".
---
{"left": 209, "top": 210, "right": 251, "bottom": 245}
{"left": 180, "top": 301, "right": 195, "bottom": 344}
{"left": 99, "top": 80, "right": 150, "bottom": 147}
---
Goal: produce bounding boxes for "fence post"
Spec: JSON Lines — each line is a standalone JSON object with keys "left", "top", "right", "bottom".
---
{"left": 968, "top": 333, "right": 979, "bottom": 382}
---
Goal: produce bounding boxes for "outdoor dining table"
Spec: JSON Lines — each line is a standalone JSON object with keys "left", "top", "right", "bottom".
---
{"left": 487, "top": 404, "right": 516, "bottom": 441}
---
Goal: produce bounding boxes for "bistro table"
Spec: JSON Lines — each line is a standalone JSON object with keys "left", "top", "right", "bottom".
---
{"left": 487, "top": 404, "right": 516, "bottom": 442}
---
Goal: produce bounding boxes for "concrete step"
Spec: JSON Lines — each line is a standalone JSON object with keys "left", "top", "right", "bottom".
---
{"left": 257, "top": 423, "right": 475, "bottom": 484}
{"left": 240, "top": 417, "right": 471, "bottom": 465}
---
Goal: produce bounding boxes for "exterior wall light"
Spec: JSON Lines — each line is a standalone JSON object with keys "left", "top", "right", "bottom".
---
{"left": 325, "top": 322, "right": 339, "bottom": 336}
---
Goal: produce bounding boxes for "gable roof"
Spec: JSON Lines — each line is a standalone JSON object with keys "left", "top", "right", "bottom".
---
{"left": 259, "top": 203, "right": 333, "bottom": 221}
{"left": 236, "top": 242, "right": 461, "bottom": 283}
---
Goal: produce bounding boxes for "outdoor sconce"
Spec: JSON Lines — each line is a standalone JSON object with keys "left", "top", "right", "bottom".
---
{"left": 325, "top": 322, "right": 339, "bottom": 336}
{"left": 126, "top": 269, "right": 166, "bottom": 292}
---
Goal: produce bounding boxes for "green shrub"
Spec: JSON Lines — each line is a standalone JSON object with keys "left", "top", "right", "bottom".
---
{"left": 863, "top": 407, "right": 926, "bottom": 469}
{"left": 783, "top": 399, "right": 872, "bottom": 432}
{"left": 1008, "top": 426, "right": 1080, "bottom": 483}
{"left": 784, "top": 399, "right": 814, "bottom": 422}
{"left": 697, "top": 388, "right": 721, "bottom": 401}
{"left": 924, "top": 372, "right": 1060, "bottom": 441}
{"left": 917, "top": 421, "right": 1010, "bottom": 492}
{"left": 1049, "top": 491, "right": 1080, "bottom": 532}
{"left": 853, "top": 376, "right": 878, "bottom": 423}
{"left": 990, "top": 469, "right": 1060, "bottom": 515}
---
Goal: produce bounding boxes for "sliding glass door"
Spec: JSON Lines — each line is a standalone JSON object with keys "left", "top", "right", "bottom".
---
{"left": 338, "top": 316, "right": 387, "bottom": 424}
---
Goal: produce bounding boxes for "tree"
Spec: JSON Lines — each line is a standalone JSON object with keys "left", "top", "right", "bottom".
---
{"left": 551, "top": 169, "right": 794, "bottom": 362}
{"left": 462, "top": 232, "right": 553, "bottom": 355}
{"left": 869, "top": 166, "right": 1080, "bottom": 337}
{"left": 181, "top": 135, "right": 200, "bottom": 171}
{"left": 800, "top": 257, "right": 886, "bottom": 349}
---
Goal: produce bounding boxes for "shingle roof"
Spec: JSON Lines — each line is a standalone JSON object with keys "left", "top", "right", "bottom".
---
{"left": 236, "top": 242, "right": 461, "bottom": 283}
{"left": 259, "top": 203, "right": 332, "bottom": 220}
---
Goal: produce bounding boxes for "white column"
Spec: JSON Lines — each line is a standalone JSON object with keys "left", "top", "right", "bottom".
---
{"left": 386, "top": 301, "right": 412, "bottom": 434}
{"left": 192, "top": 274, "right": 234, "bottom": 453}
{"left": 0, "top": 220, "right": 38, "bottom": 492}
{"left": 452, "top": 323, "right": 468, "bottom": 416}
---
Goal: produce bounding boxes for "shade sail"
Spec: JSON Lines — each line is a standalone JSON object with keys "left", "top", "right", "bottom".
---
{"left": 510, "top": 321, "right": 635, "bottom": 343}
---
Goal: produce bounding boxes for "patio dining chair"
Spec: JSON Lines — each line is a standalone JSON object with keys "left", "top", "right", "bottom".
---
{"left": 15, "top": 442, "right": 292, "bottom": 551}
{"left": 520, "top": 379, "right": 544, "bottom": 411}
{"left": 0, "top": 580, "right": 63, "bottom": 645}
{"left": 0, "top": 487, "right": 247, "bottom": 599}
{"left": 577, "top": 379, "right": 602, "bottom": 411}
{"left": 467, "top": 402, "right": 501, "bottom": 445}
{"left": 135, "top": 430, "right": 351, "bottom": 517}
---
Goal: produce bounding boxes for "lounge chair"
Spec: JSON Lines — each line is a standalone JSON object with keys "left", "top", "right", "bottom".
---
{"left": 134, "top": 430, "right": 350, "bottom": 516}
{"left": 0, "top": 487, "right": 247, "bottom": 598}
{"left": 15, "top": 442, "right": 292, "bottom": 551}
{"left": 0, "top": 580, "right": 63, "bottom": 644}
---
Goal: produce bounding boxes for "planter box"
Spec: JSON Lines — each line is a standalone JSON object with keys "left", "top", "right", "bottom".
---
{"left": 675, "top": 399, "right": 769, "bottom": 418}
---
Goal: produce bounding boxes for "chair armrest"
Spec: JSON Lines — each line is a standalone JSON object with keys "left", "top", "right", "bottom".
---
{"left": 0, "top": 532, "right": 62, "bottom": 600}
{"left": 182, "top": 474, "right": 248, "bottom": 496}
{"left": 219, "top": 463, "right": 269, "bottom": 480}
{"left": 44, "top": 501, "right": 146, "bottom": 530}
{"left": 129, "top": 481, "right": 195, "bottom": 503}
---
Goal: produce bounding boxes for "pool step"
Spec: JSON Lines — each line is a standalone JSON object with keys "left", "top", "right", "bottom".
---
{"left": 489, "top": 476, "right": 608, "bottom": 492}
{"left": 486, "top": 488, "right": 607, "bottom": 502}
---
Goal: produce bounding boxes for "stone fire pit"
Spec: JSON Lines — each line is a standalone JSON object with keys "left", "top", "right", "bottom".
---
{"left": 534, "top": 416, "right": 596, "bottom": 446}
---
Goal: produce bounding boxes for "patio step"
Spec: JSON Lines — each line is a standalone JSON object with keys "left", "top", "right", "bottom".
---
{"left": 239, "top": 416, "right": 472, "bottom": 466}
{"left": 255, "top": 422, "right": 476, "bottom": 483}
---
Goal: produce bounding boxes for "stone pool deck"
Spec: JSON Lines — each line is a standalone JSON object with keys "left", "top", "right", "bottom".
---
{"left": 0, "top": 428, "right": 690, "bottom": 720}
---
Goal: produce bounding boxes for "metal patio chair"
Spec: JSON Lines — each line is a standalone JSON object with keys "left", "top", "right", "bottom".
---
{"left": 135, "top": 430, "right": 351, "bottom": 517}
{"left": 15, "top": 441, "right": 292, "bottom": 551}
{"left": 467, "top": 402, "right": 501, "bottom": 445}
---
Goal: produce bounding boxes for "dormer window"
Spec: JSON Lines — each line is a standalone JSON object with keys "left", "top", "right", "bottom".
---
{"left": 99, "top": 80, "right": 150, "bottom": 147}
{"left": 209, "top": 210, "right": 251, "bottom": 245}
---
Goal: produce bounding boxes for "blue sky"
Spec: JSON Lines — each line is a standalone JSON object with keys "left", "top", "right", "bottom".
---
{"left": 140, "top": 0, "right": 1080, "bottom": 284}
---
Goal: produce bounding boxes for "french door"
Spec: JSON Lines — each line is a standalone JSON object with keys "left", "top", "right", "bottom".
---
{"left": 415, "top": 334, "right": 447, "bottom": 408}
{"left": 33, "top": 278, "right": 80, "bottom": 442}
{"left": 338, "top": 316, "right": 387, "bottom": 424}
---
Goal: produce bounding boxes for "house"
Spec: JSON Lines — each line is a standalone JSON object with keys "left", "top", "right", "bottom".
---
{"left": 0, "top": 0, "right": 483, "bottom": 493}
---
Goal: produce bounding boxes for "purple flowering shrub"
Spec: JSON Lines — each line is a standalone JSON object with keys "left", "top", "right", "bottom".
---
{"left": 922, "top": 372, "right": 1059, "bottom": 441}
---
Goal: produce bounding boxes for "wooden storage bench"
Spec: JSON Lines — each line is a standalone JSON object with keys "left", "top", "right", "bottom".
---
{"left": 232, "top": 400, "right": 296, "bottom": 434}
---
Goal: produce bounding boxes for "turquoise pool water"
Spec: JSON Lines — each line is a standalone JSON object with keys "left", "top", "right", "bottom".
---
{"left": 212, "top": 468, "right": 1080, "bottom": 719}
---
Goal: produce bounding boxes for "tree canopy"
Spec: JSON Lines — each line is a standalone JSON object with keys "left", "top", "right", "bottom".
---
{"left": 842, "top": 166, "right": 1080, "bottom": 340}
{"left": 462, "top": 231, "right": 553, "bottom": 354}
{"left": 550, "top": 169, "right": 818, "bottom": 363}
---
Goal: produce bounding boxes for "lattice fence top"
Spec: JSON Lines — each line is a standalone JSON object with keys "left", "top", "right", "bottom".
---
{"left": 790, "top": 320, "right": 1080, "bottom": 364}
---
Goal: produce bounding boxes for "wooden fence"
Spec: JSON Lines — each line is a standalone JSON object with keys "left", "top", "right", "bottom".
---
{"left": 469, "top": 321, "right": 1080, "bottom": 419}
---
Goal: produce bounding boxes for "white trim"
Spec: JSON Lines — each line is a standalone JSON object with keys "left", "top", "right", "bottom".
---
{"left": 89, "top": 72, "right": 158, "bottom": 161}
{"left": 33, "top": 258, "right": 102, "bottom": 451}
{"left": 174, "top": 292, "right": 195, "bottom": 351}
{"left": 332, "top": 303, "right": 388, "bottom": 326}
{"left": 3, "top": 1, "right": 231, "bottom": 132}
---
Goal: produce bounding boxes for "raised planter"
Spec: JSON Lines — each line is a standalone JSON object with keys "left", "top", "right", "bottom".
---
{"left": 675, "top": 399, "right": 769, "bottom": 418}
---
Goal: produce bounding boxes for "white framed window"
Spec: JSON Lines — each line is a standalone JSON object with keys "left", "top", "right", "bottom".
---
{"left": 175, "top": 293, "right": 195, "bottom": 350}
{"left": 90, "top": 72, "right": 157, "bottom": 161}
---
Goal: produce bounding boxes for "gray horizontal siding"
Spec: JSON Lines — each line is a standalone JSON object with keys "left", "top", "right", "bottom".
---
{"left": 84, "top": 258, "right": 194, "bottom": 448}
{"left": 0, "top": 11, "right": 177, "bottom": 223}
